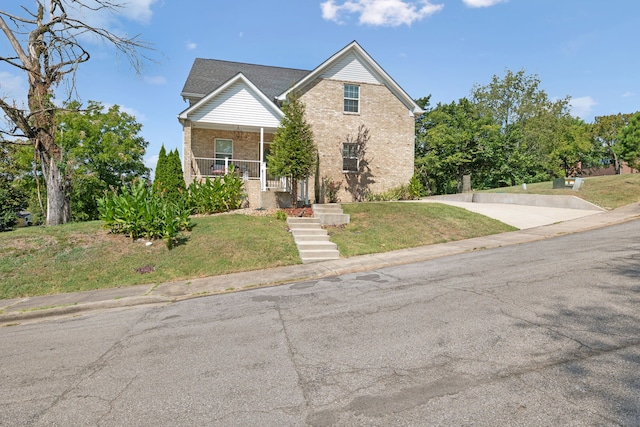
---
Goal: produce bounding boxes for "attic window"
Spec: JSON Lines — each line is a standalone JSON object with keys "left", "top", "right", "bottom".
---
{"left": 343, "top": 84, "right": 360, "bottom": 114}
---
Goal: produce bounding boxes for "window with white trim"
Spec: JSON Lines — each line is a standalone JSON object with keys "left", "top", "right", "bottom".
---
{"left": 212, "top": 138, "right": 233, "bottom": 173}
{"left": 343, "top": 84, "right": 360, "bottom": 114}
{"left": 342, "top": 142, "right": 359, "bottom": 172}
{"left": 215, "top": 138, "right": 233, "bottom": 159}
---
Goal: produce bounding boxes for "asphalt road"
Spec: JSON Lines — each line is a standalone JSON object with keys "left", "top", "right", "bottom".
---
{"left": 1, "top": 220, "right": 639, "bottom": 426}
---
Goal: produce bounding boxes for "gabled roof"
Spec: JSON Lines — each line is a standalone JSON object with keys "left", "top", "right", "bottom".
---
{"left": 178, "top": 72, "right": 284, "bottom": 128}
{"left": 277, "top": 41, "right": 423, "bottom": 116}
{"left": 181, "top": 59, "right": 310, "bottom": 103}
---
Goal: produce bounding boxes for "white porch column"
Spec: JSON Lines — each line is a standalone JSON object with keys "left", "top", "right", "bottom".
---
{"left": 259, "top": 128, "right": 266, "bottom": 192}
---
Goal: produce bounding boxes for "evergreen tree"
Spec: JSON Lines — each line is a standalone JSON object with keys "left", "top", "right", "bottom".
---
{"left": 267, "top": 93, "right": 317, "bottom": 206}
{"left": 153, "top": 145, "right": 168, "bottom": 193}
{"left": 154, "top": 147, "right": 186, "bottom": 203}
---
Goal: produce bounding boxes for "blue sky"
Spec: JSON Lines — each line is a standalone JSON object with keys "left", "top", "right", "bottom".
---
{"left": 2, "top": 0, "right": 639, "bottom": 173}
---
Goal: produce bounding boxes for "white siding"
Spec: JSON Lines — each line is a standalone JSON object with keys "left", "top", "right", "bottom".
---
{"left": 190, "top": 81, "right": 282, "bottom": 128}
{"left": 321, "top": 52, "right": 382, "bottom": 84}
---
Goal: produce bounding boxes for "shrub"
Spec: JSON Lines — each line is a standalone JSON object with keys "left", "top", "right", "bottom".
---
{"left": 98, "top": 179, "right": 191, "bottom": 249}
{"left": 323, "top": 178, "right": 342, "bottom": 203}
{"left": 364, "top": 182, "right": 421, "bottom": 202}
{"left": 187, "top": 168, "right": 245, "bottom": 214}
{"left": 0, "top": 178, "right": 27, "bottom": 231}
{"left": 274, "top": 210, "right": 288, "bottom": 221}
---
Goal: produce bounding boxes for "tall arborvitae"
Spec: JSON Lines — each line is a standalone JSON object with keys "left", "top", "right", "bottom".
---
{"left": 153, "top": 144, "right": 168, "bottom": 195}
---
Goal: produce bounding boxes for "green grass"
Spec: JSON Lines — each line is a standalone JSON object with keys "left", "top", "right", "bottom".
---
{"left": 0, "top": 215, "right": 300, "bottom": 299}
{"left": 482, "top": 174, "right": 640, "bottom": 210}
{"left": 3, "top": 172, "right": 637, "bottom": 300}
{"left": 328, "top": 202, "right": 516, "bottom": 257}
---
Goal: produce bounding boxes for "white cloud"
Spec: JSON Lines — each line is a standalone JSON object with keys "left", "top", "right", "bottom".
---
{"left": 321, "top": 0, "right": 444, "bottom": 27}
{"left": 120, "top": 0, "right": 157, "bottom": 24}
{"left": 145, "top": 154, "right": 159, "bottom": 178}
{"left": 569, "top": 96, "right": 597, "bottom": 118}
{"left": 462, "top": 0, "right": 507, "bottom": 7}
{"left": 186, "top": 42, "right": 197, "bottom": 50}
{"left": 0, "top": 71, "right": 26, "bottom": 101}
{"left": 623, "top": 91, "right": 635, "bottom": 98}
{"left": 144, "top": 75, "right": 167, "bottom": 85}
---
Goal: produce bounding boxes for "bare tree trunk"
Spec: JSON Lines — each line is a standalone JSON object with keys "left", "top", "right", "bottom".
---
{"left": 613, "top": 153, "right": 622, "bottom": 175}
{"left": 290, "top": 176, "right": 298, "bottom": 208}
{"left": 39, "top": 149, "right": 71, "bottom": 225}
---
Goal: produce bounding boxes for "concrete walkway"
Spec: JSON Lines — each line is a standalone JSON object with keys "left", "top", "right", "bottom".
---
{"left": 1, "top": 201, "right": 639, "bottom": 326}
{"left": 416, "top": 200, "right": 603, "bottom": 229}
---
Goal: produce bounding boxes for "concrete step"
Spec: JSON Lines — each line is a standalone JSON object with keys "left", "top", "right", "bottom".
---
{"left": 293, "top": 234, "right": 330, "bottom": 242}
{"left": 286, "top": 215, "right": 340, "bottom": 263}
{"left": 287, "top": 217, "right": 321, "bottom": 224}
{"left": 290, "top": 228, "right": 328, "bottom": 237}
{"left": 312, "top": 204, "right": 350, "bottom": 226}
{"left": 299, "top": 249, "right": 340, "bottom": 263}
{"left": 296, "top": 241, "right": 338, "bottom": 251}
{"left": 288, "top": 222, "right": 323, "bottom": 230}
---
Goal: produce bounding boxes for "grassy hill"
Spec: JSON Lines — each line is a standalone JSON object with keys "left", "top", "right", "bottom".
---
{"left": 482, "top": 173, "right": 640, "bottom": 210}
{"left": 2, "top": 173, "right": 638, "bottom": 300}
{"left": 0, "top": 203, "right": 513, "bottom": 299}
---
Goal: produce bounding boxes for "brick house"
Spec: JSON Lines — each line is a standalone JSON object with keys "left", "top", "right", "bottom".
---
{"left": 178, "top": 41, "right": 423, "bottom": 207}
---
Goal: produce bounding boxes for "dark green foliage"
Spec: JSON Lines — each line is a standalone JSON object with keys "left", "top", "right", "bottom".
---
{"left": 617, "top": 112, "right": 640, "bottom": 170}
{"left": 187, "top": 168, "right": 245, "bottom": 214}
{"left": 267, "top": 92, "right": 317, "bottom": 205}
{"left": 98, "top": 179, "right": 192, "bottom": 249}
{"left": 415, "top": 98, "right": 497, "bottom": 194}
{"left": 154, "top": 146, "right": 186, "bottom": 203}
{"left": 0, "top": 178, "right": 27, "bottom": 231}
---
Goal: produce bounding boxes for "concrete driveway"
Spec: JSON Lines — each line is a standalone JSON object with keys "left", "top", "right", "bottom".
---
{"left": 415, "top": 193, "right": 605, "bottom": 229}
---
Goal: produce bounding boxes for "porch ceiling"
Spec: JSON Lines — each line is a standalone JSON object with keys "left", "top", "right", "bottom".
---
{"left": 190, "top": 121, "right": 278, "bottom": 134}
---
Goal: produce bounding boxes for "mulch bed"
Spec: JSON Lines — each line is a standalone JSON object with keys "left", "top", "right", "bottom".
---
{"left": 282, "top": 206, "right": 314, "bottom": 217}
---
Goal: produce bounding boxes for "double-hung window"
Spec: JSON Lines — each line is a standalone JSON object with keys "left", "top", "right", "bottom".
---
{"left": 212, "top": 138, "right": 233, "bottom": 174}
{"left": 343, "top": 84, "right": 360, "bottom": 114}
{"left": 342, "top": 142, "right": 359, "bottom": 172}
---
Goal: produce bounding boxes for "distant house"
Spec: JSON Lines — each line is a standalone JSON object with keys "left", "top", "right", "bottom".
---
{"left": 178, "top": 41, "right": 423, "bottom": 207}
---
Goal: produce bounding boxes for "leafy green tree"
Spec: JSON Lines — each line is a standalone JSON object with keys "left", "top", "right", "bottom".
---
{"left": 56, "top": 101, "right": 150, "bottom": 221}
{"left": 0, "top": 143, "right": 28, "bottom": 230}
{"left": 415, "top": 98, "right": 498, "bottom": 194}
{"left": 0, "top": 2, "right": 149, "bottom": 225}
{"left": 472, "top": 69, "right": 571, "bottom": 186}
{"left": 268, "top": 93, "right": 317, "bottom": 206}
{"left": 591, "top": 113, "right": 635, "bottom": 173}
{"left": 547, "top": 116, "right": 593, "bottom": 177}
{"left": 617, "top": 112, "right": 640, "bottom": 170}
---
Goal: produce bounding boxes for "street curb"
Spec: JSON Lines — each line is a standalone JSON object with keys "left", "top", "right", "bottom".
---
{"left": 0, "top": 295, "right": 172, "bottom": 325}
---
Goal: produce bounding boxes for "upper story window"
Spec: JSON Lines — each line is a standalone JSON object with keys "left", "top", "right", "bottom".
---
{"left": 343, "top": 84, "right": 360, "bottom": 114}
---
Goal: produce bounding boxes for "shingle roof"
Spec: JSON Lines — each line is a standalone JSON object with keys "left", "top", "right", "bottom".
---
{"left": 181, "top": 59, "right": 311, "bottom": 102}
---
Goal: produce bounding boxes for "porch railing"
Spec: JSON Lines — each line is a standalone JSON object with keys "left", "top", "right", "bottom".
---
{"left": 192, "top": 157, "right": 286, "bottom": 190}
{"left": 192, "top": 157, "right": 260, "bottom": 179}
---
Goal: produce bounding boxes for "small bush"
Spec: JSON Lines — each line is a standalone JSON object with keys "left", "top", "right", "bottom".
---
{"left": 187, "top": 168, "right": 245, "bottom": 215}
{"left": 98, "top": 179, "right": 192, "bottom": 249}
{"left": 0, "top": 178, "right": 27, "bottom": 231}
{"left": 364, "top": 182, "right": 421, "bottom": 202}
{"left": 274, "top": 210, "right": 288, "bottom": 221}
{"left": 323, "top": 178, "right": 342, "bottom": 203}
